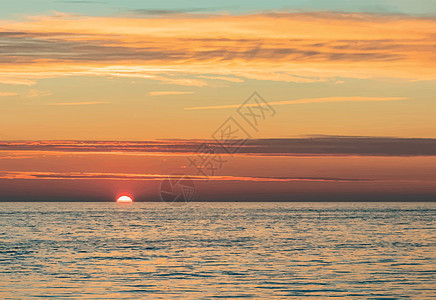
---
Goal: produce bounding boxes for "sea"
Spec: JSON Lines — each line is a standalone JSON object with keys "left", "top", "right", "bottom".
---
{"left": 0, "top": 202, "right": 435, "bottom": 299}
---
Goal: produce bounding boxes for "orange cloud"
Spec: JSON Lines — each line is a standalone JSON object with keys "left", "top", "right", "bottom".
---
{"left": 197, "top": 75, "right": 244, "bottom": 83}
{"left": 26, "top": 89, "right": 52, "bottom": 98}
{"left": 149, "top": 91, "right": 194, "bottom": 96}
{"left": 0, "top": 171, "right": 369, "bottom": 182}
{"left": 0, "top": 11, "right": 435, "bottom": 85}
{"left": 1, "top": 136, "right": 435, "bottom": 157}
{"left": 185, "top": 96, "right": 407, "bottom": 110}
{"left": 0, "top": 91, "right": 17, "bottom": 97}
{"left": 43, "top": 101, "right": 109, "bottom": 106}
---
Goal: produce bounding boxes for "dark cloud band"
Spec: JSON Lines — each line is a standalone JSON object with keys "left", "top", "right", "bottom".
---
{"left": 1, "top": 136, "right": 435, "bottom": 156}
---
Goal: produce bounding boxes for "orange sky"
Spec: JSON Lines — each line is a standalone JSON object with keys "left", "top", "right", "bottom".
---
{"left": 1, "top": 138, "right": 435, "bottom": 201}
{"left": 0, "top": 11, "right": 435, "bottom": 140}
{"left": 0, "top": 8, "right": 435, "bottom": 201}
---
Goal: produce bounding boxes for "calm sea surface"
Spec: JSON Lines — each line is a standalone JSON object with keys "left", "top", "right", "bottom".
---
{"left": 0, "top": 202, "right": 435, "bottom": 299}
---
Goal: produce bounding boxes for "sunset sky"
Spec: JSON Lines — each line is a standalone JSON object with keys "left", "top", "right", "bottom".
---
{"left": 0, "top": 0, "right": 435, "bottom": 201}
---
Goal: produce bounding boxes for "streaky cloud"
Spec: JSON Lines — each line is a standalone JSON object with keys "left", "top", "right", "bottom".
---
{"left": 43, "top": 101, "right": 109, "bottom": 106}
{"left": 1, "top": 136, "right": 435, "bottom": 156}
{"left": 0, "top": 11, "right": 434, "bottom": 84}
{"left": 149, "top": 91, "right": 194, "bottom": 96}
{"left": 184, "top": 96, "right": 407, "bottom": 110}
{"left": 0, "top": 171, "right": 370, "bottom": 182}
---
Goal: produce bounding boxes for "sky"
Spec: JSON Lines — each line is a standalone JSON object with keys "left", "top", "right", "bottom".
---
{"left": 0, "top": 1, "right": 435, "bottom": 201}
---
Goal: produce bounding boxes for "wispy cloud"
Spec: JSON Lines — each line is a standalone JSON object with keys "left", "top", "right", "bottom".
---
{"left": 125, "top": 7, "right": 236, "bottom": 16}
{"left": 0, "top": 171, "right": 370, "bottom": 182}
{"left": 149, "top": 91, "right": 194, "bottom": 96}
{"left": 1, "top": 136, "right": 435, "bottom": 156}
{"left": 0, "top": 79, "right": 36, "bottom": 86}
{"left": 197, "top": 75, "right": 244, "bottom": 83}
{"left": 26, "top": 89, "right": 52, "bottom": 98}
{"left": 0, "top": 91, "right": 17, "bottom": 97}
{"left": 185, "top": 96, "right": 407, "bottom": 110}
{"left": 0, "top": 11, "right": 434, "bottom": 85}
{"left": 43, "top": 101, "right": 109, "bottom": 106}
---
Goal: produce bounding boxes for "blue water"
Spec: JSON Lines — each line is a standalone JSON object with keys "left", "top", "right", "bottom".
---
{"left": 0, "top": 202, "right": 435, "bottom": 299}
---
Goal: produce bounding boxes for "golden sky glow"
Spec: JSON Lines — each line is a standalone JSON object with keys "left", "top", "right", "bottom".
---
{"left": 0, "top": 7, "right": 435, "bottom": 201}
{"left": 0, "top": 10, "right": 434, "bottom": 140}
{"left": 0, "top": 12, "right": 435, "bottom": 86}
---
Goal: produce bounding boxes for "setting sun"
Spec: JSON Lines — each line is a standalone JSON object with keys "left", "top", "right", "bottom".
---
{"left": 116, "top": 195, "right": 133, "bottom": 203}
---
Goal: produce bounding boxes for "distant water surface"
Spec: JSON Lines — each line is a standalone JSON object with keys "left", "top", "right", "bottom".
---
{"left": 0, "top": 202, "right": 435, "bottom": 299}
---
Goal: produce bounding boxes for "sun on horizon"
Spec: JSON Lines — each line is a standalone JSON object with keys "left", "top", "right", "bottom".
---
{"left": 116, "top": 195, "right": 133, "bottom": 203}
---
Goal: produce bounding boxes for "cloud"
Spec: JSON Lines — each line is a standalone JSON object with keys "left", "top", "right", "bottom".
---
{"left": 0, "top": 11, "right": 434, "bottom": 85}
{"left": 0, "top": 79, "right": 36, "bottom": 86}
{"left": 154, "top": 76, "right": 208, "bottom": 87}
{"left": 198, "top": 75, "right": 244, "bottom": 82}
{"left": 149, "top": 91, "right": 194, "bottom": 96}
{"left": 43, "top": 101, "right": 109, "bottom": 106}
{"left": 0, "top": 155, "right": 37, "bottom": 160}
{"left": 26, "top": 89, "right": 52, "bottom": 98}
{"left": 0, "top": 171, "right": 370, "bottom": 182}
{"left": 124, "top": 6, "right": 238, "bottom": 16}
{"left": 1, "top": 136, "right": 435, "bottom": 156}
{"left": 56, "top": 0, "right": 106, "bottom": 3}
{"left": 126, "top": 9, "right": 209, "bottom": 16}
{"left": 0, "top": 91, "right": 18, "bottom": 97}
{"left": 185, "top": 96, "right": 407, "bottom": 110}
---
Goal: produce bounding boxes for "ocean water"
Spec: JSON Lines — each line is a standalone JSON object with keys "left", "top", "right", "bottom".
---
{"left": 0, "top": 202, "right": 435, "bottom": 299}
